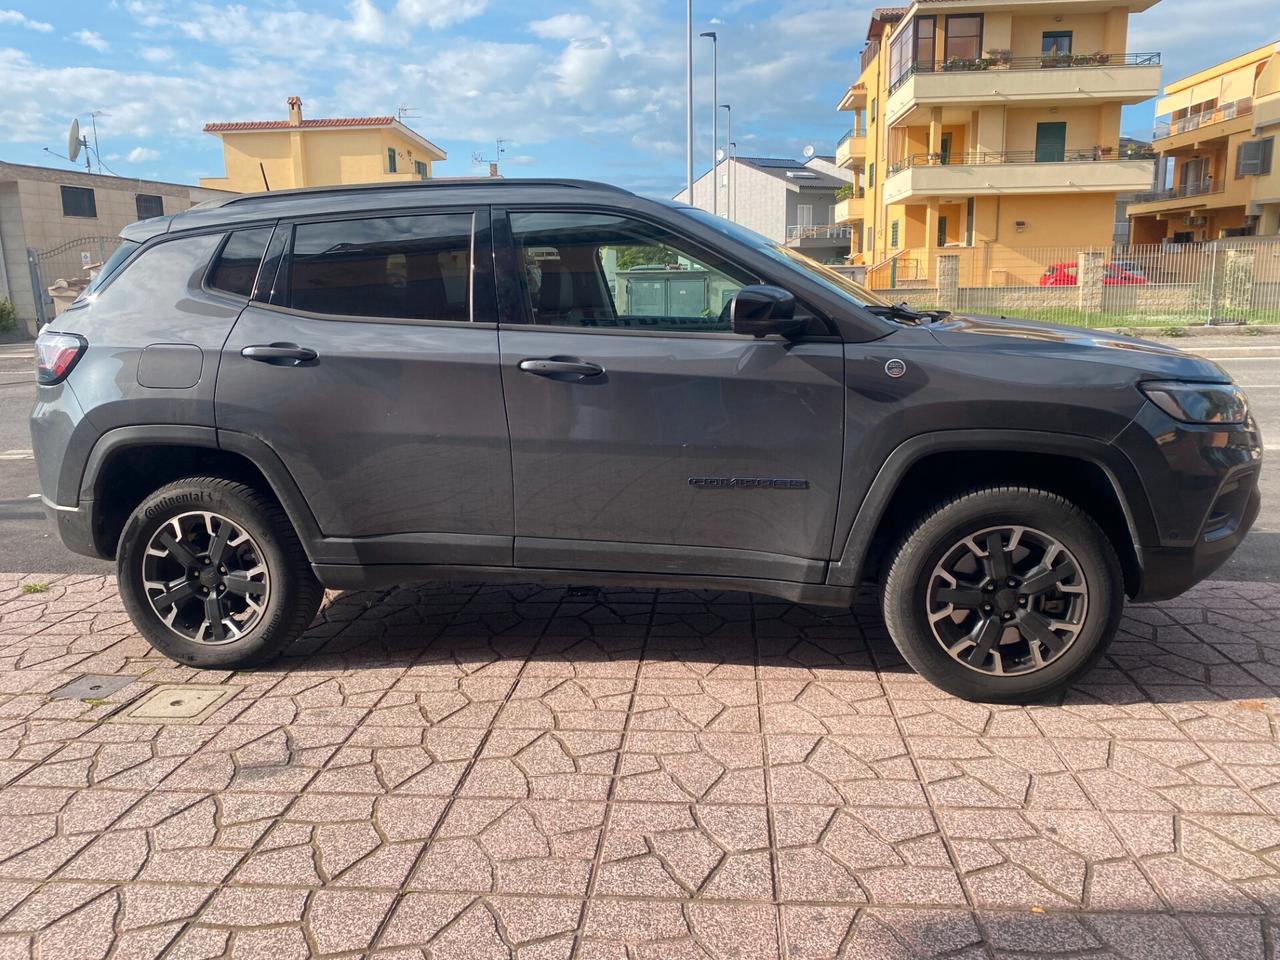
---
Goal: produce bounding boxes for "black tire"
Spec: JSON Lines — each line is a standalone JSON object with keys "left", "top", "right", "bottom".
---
{"left": 117, "top": 477, "right": 323, "bottom": 668}
{"left": 882, "top": 486, "right": 1123, "bottom": 703}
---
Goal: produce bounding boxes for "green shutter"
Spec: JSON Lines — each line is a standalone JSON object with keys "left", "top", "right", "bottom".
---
{"left": 387, "top": 148, "right": 397, "bottom": 173}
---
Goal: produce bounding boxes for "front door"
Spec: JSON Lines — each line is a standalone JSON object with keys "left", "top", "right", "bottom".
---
{"left": 495, "top": 209, "right": 846, "bottom": 583}
{"left": 1035, "top": 122, "right": 1067, "bottom": 163}
{"left": 216, "top": 208, "right": 513, "bottom": 566}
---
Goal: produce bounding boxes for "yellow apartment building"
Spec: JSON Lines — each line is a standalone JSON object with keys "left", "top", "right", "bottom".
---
{"left": 835, "top": 0, "right": 1161, "bottom": 283}
{"left": 1128, "top": 43, "right": 1280, "bottom": 242}
{"left": 201, "top": 97, "right": 447, "bottom": 193}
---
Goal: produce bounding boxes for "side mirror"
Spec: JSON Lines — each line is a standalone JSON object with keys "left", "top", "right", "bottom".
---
{"left": 730, "top": 284, "right": 804, "bottom": 338}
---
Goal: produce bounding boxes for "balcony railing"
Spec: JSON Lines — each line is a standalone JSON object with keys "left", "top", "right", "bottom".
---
{"left": 837, "top": 127, "right": 867, "bottom": 148}
{"left": 861, "top": 41, "right": 880, "bottom": 74}
{"left": 886, "top": 148, "right": 1157, "bottom": 177}
{"left": 1153, "top": 97, "right": 1253, "bottom": 139}
{"left": 887, "top": 51, "right": 1161, "bottom": 95}
{"left": 1129, "top": 179, "right": 1226, "bottom": 204}
{"left": 786, "top": 224, "right": 853, "bottom": 242}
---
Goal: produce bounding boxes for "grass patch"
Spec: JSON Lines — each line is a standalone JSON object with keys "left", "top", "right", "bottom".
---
{"left": 21, "top": 583, "right": 49, "bottom": 594}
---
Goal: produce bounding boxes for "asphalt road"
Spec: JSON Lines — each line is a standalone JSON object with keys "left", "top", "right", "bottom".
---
{"left": 1, "top": 336, "right": 1277, "bottom": 582}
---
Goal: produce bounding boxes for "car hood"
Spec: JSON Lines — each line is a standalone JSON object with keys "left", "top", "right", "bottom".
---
{"left": 925, "top": 313, "right": 1230, "bottom": 382}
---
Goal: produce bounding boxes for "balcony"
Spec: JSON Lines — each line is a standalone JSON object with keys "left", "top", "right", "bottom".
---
{"left": 1153, "top": 97, "right": 1254, "bottom": 151}
{"left": 834, "top": 194, "right": 864, "bottom": 224}
{"left": 835, "top": 129, "right": 867, "bottom": 168}
{"left": 785, "top": 224, "right": 853, "bottom": 246}
{"left": 1126, "top": 179, "right": 1229, "bottom": 218}
{"left": 882, "top": 149, "right": 1158, "bottom": 204}
{"left": 836, "top": 82, "right": 867, "bottom": 112}
{"left": 884, "top": 52, "right": 1161, "bottom": 127}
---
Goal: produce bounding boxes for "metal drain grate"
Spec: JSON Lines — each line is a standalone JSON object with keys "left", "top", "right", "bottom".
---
{"left": 112, "top": 684, "right": 241, "bottom": 724}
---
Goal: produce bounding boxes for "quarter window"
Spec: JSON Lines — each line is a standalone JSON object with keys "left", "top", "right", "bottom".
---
{"left": 287, "top": 214, "right": 472, "bottom": 322}
{"left": 209, "top": 228, "right": 274, "bottom": 299}
{"left": 508, "top": 211, "right": 752, "bottom": 333}
{"left": 60, "top": 185, "right": 97, "bottom": 218}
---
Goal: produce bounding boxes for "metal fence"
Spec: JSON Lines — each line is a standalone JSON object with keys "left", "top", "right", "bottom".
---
{"left": 26, "top": 235, "right": 123, "bottom": 327}
{"left": 870, "top": 238, "right": 1280, "bottom": 328}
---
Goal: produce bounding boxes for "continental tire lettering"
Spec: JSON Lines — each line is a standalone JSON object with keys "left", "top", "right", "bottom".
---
{"left": 689, "top": 478, "right": 810, "bottom": 490}
{"left": 144, "top": 491, "right": 212, "bottom": 520}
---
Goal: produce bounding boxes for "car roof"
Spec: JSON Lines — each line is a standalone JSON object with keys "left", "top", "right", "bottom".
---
{"left": 127, "top": 178, "right": 642, "bottom": 240}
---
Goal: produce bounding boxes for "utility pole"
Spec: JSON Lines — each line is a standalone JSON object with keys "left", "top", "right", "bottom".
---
{"left": 685, "top": 0, "right": 694, "bottom": 204}
{"left": 720, "top": 104, "right": 732, "bottom": 220}
{"left": 701, "top": 31, "right": 718, "bottom": 215}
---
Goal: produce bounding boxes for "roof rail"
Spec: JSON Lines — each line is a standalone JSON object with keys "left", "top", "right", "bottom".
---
{"left": 211, "top": 178, "right": 632, "bottom": 208}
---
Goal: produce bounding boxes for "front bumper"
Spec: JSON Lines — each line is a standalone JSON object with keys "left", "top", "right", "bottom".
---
{"left": 1117, "top": 401, "right": 1263, "bottom": 602}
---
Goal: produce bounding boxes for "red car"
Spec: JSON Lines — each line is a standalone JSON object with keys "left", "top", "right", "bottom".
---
{"left": 1040, "top": 262, "right": 1147, "bottom": 286}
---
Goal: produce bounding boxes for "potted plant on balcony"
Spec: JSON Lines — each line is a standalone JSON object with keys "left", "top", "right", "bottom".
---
{"left": 985, "top": 49, "right": 1012, "bottom": 68}
{"left": 1041, "top": 52, "right": 1073, "bottom": 68}
{"left": 835, "top": 184, "right": 857, "bottom": 201}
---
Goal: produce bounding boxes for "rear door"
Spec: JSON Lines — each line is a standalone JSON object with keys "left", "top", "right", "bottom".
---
{"left": 494, "top": 207, "right": 846, "bottom": 583}
{"left": 216, "top": 207, "right": 513, "bottom": 566}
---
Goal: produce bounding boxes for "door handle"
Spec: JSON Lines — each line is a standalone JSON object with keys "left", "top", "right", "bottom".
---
{"left": 241, "top": 343, "right": 318, "bottom": 366}
{"left": 518, "top": 357, "right": 605, "bottom": 380}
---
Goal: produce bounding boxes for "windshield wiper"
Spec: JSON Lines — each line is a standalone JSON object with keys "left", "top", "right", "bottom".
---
{"left": 865, "top": 302, "right": 952, "bottom": 325}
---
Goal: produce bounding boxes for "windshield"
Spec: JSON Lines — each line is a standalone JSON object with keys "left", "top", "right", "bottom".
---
{"left": 672, "top": 206, "right": 891, "bottom": 308}
{"left": 75, "top": 240, "right": 139, "bottom": 303}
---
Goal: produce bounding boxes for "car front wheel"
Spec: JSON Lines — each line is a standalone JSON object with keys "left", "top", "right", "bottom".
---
{"left": 117, "top": 477, "right": 323, "bottom": 668}
{"left": 882, "top": 486, "right": 1124, "bottom": 703}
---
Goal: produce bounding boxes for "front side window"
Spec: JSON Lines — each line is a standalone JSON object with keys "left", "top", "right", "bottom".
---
{"left": 509, "top": 211, "right": 753, "bottom": 333}
{"left": 209, "top": 227, "right": 273, "bottom": 299}
{"left": 61, "top": 185, "right": 97, "bottom": 218}
{"left": 287, "top": 214, "right": 472, "bottom": 322}
{"left": 944, "top": 15, "right": 981, "bottom": 62}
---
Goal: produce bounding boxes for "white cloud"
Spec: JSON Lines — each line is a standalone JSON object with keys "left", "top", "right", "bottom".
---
{"left": 139, "top": 46, "right": 173, "bottom": 63}
{"left": 126, "top": 146, "right": 159, "bottom": 162}
{"left": 347, "top": 0, "right": 387, "bottom": 43}
{"left": 74, "top": 30, "right": 110, "bottom": 52}
{"left": 394, "top": 0, "right": 486, "bottom": 30}
{"left": 0, "top": 9, "right": 52, "bottom": 31}
{"left": 528, "top": 14, "right": 597, "bottom": 41}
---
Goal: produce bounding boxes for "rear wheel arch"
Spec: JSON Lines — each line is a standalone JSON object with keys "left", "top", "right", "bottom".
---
{"left": 831, "top": 431, "right": 1156, "bottom": 598}
{"left": 82, "top": 428, "right": 321, "bottom": 561}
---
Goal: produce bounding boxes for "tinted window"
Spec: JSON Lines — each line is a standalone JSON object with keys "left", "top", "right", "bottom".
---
{"left": 209, "top": 228, "right": 273, "bottom": 299}
{"left": 135, "top": 194, "right": 164, "bottom": 220}
{"left": 61, "top": 185, "right": 97, "bottom": 218}
{"left": 509, "top": 211, "right": 752, "bottom": 333}
{"left": 288, "top": 214, "right": 472, "bottom": 322}
{"left": 77, "top": 240, "right": 139, "bottom": 302}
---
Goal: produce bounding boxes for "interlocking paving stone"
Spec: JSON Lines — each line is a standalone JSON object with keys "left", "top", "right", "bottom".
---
{"left": 3, "top": 573, "right": 1280, "bottom": 956}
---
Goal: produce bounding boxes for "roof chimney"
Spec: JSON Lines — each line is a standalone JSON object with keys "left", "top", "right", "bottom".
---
{"left": 488, "top": 162, "right": 500, "bottom": 178}
{"left": 286, "top": 96, "right": 303, "bottom": 126}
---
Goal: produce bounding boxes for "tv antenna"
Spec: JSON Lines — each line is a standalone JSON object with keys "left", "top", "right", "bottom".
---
{"left": 472, "top": 138, "right": 512, "bottom": 174}
{"left": 396, "top": 104, "right": 419, "bottom": 120}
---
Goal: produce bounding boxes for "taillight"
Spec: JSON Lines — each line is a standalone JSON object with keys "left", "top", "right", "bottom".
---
{"left": 35, "top": 331, "right": 87, "bottom": 385}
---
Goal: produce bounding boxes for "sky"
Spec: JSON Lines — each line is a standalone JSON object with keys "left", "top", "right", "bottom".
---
{"left": 0, "top": 0, "right": 1277, "bottom": 198}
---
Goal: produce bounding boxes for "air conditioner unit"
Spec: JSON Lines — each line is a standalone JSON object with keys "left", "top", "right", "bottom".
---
{"left": 1184, "top": 215, "right": 1207, "bottom": 226}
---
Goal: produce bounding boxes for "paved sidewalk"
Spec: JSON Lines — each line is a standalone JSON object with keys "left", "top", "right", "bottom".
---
{"left": 1, "top": 574, "right": 1280, "bottom": 959}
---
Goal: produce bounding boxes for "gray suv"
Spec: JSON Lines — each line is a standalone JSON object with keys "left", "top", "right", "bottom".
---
{"left": 30, "top": 179, "right": 1262, "bottom": 702}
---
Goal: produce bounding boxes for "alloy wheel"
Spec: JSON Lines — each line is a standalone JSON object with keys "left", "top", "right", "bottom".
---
{"left": 926, "top": 525, "right": 1088, "bottom": 676}
{"left": 141, "top": 511, "right": 271, "bottom": 645}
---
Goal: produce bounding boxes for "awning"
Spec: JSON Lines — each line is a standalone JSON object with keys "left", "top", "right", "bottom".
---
{"left": 1190, "top": 77, "right": 1223, "bottom": 107}
{"left": 1220, "top": 65, "right": 1255, "bottom": 103}
{"left": 1156, "top": 89, "right": 1191, "bottom": 116}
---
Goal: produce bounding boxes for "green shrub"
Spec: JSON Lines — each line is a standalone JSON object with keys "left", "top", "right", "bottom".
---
{"left": 1160, "top": 325, "right": 1188, "bottom": 338}
{"left": 0, "top": 298, "right": 16, "bottom": 335}
{"left": 1245, "top": 326, "right": 1264, "bottom": 337}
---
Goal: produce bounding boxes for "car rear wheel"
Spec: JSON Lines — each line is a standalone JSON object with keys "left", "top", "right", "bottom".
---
{"left": 882, "top": 486, "right": 1123, "bottom": 703}
{"left": 117, "top": 478, "right": 323, "bottom": 668}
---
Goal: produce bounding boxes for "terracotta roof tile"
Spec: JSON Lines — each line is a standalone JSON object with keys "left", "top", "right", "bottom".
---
{"left": 203, "top": 117, "right": 397, "bottom": 133}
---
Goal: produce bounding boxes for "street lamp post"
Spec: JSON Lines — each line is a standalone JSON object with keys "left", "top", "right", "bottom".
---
{"left": 729, "top": 139, "right": 737, "bottom": 220}
{"left": 720, "top": 104, "right": 732, "bottom": 220}
{"left": 700, "top": 31, "right": 718, "bottom": 215}
{"left": 685, "top": 1, "right": 694, "bottom": 204}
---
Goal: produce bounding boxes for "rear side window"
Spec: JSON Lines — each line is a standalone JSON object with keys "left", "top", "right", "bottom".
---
{"left": 287, "top": 214, "right": 472, "bottom": 322}
{"left": 209, "top": 228, "right": 273, "bottom": 299}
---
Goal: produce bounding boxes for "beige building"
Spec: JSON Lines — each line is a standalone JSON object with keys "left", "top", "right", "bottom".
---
{"left": 201, "top": 97, "right": 447, "bottom": 193}
{"left": 0, "top": 161, "right": 228, "bottom": 335}
{"left": 837, "top": 0, "right": 1161, "bottom": 284}
{"left": 1128, "top": 42, "right": 1280, "bottom": 242}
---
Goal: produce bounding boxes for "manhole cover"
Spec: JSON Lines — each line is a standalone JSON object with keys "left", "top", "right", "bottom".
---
{"left": 50, "top": 674, "right": 135, "bottom": 701}
{"left": 113, "top": 684, "right": 241, "bottom": 724}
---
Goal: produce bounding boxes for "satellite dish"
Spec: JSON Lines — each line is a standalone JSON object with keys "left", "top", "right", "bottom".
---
{"left": 802, "top": 144, "right": 816, "bottom": 159}
{"left": 67, "top": 119, "right": 81, "bottom": 163}
{"left": 715, "top": 148, "right": 726, "bottom": 162}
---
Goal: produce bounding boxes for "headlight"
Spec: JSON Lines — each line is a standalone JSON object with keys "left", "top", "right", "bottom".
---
{"left": 1140, "top": 381, "right": 1249, "bottom": 425}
